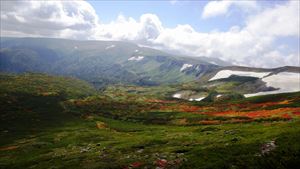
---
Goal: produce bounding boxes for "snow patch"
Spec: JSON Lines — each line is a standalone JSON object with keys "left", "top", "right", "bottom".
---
{"left": 128, "top": 56, "right": 144, "bottom": 61}
{"left": 105, "top": 45, "right": 115, "bottom": 50}
{"left": 180, "top": 64, "right": 193, "bottom": 72}
{"left": 74, "top": 46, "right": 78, "bottom": 49}
{"left": 172, "top": 93, "right": 182, "bottom": 99}
{"left": 209, "top": 61, "right": 218, "bottom": 65}
{"left": 134, "top": 49, "right": 139, "bottom": 52}
{"left": 195, "top": 97, "right": 205, "bottom": 101}
{"left": 209, "top": 70, "right": 270, "bottom": 81}
{"left": 244, "top": 72, "right": 300, "bottom": 97}
{"left": 189, "top": 97, "right": 205, "bottom": 101}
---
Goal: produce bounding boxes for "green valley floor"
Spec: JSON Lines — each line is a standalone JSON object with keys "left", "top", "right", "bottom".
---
{"left": 1, "top": 73, "right": 300, "bottom": 169}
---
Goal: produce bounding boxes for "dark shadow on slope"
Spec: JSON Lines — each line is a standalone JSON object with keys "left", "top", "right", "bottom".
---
{"left": 0, "top": 92, "right": 76, "bottom": 145}
{"left": 180, "top": 130, "right": 300, "bottom": 169}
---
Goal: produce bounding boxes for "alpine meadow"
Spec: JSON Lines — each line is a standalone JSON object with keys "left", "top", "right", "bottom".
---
{"left": 0, "top": 1, "right": 300, "bottom": 169}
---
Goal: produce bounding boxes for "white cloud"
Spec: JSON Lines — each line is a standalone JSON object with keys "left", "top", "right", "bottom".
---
{"left": 170, "top": 0, "right": 178, "bottom": 5}
{"left": 95, "top": 14, "right": 163, "bottom": 42}
{"left": 154, "top": 26, "right": 274, "bottom": 65}
{"left": 0, "top": 0, "right": 99, "bottom": 38}
{"left": 245, "top": 1, "right": 300, "bottom": 37}
{"left": 153, "top": 1, "right": 299, "bottom": 67}
{"left": 202, "top": 0, "right": 258, "bottom": 19}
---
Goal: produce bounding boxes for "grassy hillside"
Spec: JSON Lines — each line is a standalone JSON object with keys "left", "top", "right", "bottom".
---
{"left": 1, "top": 73, "right": 300, "bottom": 169}
{"left": 0, "top": 37, "right": 219, "bottom": 87}
{"left": 0, "top": 73, "right": 96, "bottom": 98}
{"left": 0, "top": 73, "right": 96, "bottom": 144}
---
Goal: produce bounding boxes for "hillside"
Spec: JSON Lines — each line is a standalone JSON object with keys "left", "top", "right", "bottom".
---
{"left": 0, "top": 37, "right": 299, "bottom": 169}
{"left": 0, "top": 37, "right": 222, "bottom": 87}
{"left": 0, "top": 73, "right": 96, "bottom": 145}
{"left": 1, "top": 73, "right": 300, "bottom": 169}
{"left": 171, "top": 66, "right": 300, "bottom": 101}
{"left": 1, "top": 1, "right": 299, "bottom": 169}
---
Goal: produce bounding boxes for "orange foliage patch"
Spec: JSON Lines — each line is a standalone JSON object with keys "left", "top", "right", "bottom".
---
{"left": 40, "top": 92, "right": 54, "bottom": 96}
{"left": 176, "top": 118, "right": 188, "bottom": 125}
{"left": 84, "top": 115, "right": 94, "bottom": 120}
{"left": 0, "top": 145, "right": 19, "bottom": 151}
{"left": 219, "top": 100, "right": 292, "bottom": 111}
{"left": 254, "top": 100, "right": 290, "bottom": 107}
{"left": 179, "top": 105, "right": 202, "bottom": 112}
{"left": 246, "top": 110, "right": 277, "bottom": 118}
{"left": 153, "top": 102, "right": 203, "bottom": 113}
{"left": 96, "top": 121, "right": 107, "bottom": 129}
{"left": 206, "top": 107, "right": 300, "bottom": 119}
{"left": 152, "top": 99, "right": 295, "bottom": 116}
{"left": 226, "top": 119, "right": 253, "bottom": 123}
{"left": 198, "top": 120, "right": 220, "bottom": 125}
{"left": 146, "top": 99, "right": 177, "bottom": 103}
{"left": 281, "top": 113, "right": 292, "bottom": 120}
{"left": 277, "top": 100, "right": 291, "bottom": 104}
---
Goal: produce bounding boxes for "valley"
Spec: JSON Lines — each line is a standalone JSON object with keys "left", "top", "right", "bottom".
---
{"left": 0, "top": 0, "right": 300, "bottom": 169}
{"left": 0, "top": 73, "right": 300, "bottom": 169}
{"left": 1, "top": 1, "right": 300, "bottom": 168}
{"left": 1, "top": 37, "right": 300, "bottom": 169}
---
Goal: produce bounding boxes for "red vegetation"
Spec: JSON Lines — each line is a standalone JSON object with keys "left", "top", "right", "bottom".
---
{"left": 293, "top": 112, "right": 300, "bottom": 116}
{"left": 179, "top": 105, "right": 202, "bottom": 112}
{"left": 156, "top": 159, "right": 168, "bottom": 168}
{"left": 206, "top": 108, "right": 300, "bottom": 119}
{"left": 281, "top": 113, "right": 292, "bottom": 120}
{"left": 130, "top": 162, "right": 144, "bottom": 168}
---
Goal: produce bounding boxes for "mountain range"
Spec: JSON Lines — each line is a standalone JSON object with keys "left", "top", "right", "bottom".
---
{"left": 1, "top": 37, "right": 300, "bottom": 169}
{"left": 1, "top": 37, "right": 299, "bottom": 95}
{"left": 0, "top": 37, "right": 227, "bottom": 87}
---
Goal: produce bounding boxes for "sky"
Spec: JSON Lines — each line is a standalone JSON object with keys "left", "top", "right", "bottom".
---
{"left": 0, "top": 0, "right": 299, "bottom": 68}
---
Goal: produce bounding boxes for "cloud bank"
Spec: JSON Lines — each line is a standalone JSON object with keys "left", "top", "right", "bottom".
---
{"left": 1, "top": 0, "right": 299, "bottom": 68}
{"left": 1, "top": 1, "right": 98, "bottom": 39}
{"left": 201, "top": 1, "right": 258, "bottom": 19}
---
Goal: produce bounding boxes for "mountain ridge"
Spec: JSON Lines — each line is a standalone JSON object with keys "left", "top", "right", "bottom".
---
{"left": 0, "top": 37, "right": 221, "bottom": 87}
{"left": 1, "top": 37, "right": 299, "bottom": 89}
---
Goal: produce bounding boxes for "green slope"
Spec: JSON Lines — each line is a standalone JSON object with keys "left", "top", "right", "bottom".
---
{"left": 0, "top": 37, "right": 219, "bottom": 87}
{"left": 0, "top": 73, "right": 96, "bottom": 144}
{"left": 0, "top": 73, "right": 300, "bottom": 169}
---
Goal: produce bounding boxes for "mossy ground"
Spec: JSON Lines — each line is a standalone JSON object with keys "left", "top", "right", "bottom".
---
{"left": 1, "top": 73, "right": 300, "bottom": 169}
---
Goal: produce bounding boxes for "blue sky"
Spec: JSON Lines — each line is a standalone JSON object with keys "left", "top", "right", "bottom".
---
{"left": 88, "top": 0, "right": 247, "bottom": 32}
{"left": 87, "top": 0, "right": 299, "bottom": 62}
{"left": 88, "top": 1, "right": 205, "bottom": 29}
